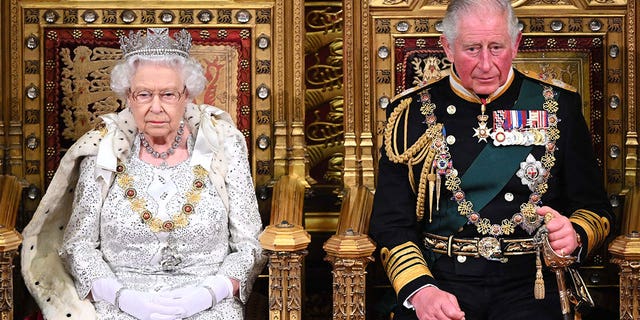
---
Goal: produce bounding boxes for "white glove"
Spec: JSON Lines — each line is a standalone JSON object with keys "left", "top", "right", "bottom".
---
{"left": 118, "top": 289, "right": 185, "bottom": 320}
{"left": 156, "top": 275, "right": 233, "bottom": 318}
{"left": 91, "top": 278, "right": 123, "bottom": 305}
{"left": 157, "top": 287, "right": 214, "bottom": 318}
{"left": 203, "top": 274, "right": 233, "bottom": 304}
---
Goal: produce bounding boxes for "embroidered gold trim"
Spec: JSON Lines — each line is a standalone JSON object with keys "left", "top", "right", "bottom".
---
{"left": 381, "top": 242, "right": 432, "bottom": 293}
{"left": 521, "top": 70, "right": 577, "bottom": 93}
{"left": 570, "top": 209, "right": 610, "bottom": 254}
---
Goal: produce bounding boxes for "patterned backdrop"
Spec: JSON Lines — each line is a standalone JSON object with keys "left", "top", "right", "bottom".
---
{"left": 43, "top": 27, "right": 253, "bottom": 186}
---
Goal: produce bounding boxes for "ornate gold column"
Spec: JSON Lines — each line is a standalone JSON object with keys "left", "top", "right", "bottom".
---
{"left": 612, "top": 2, "right": 640, "bottom": 318}
{"left": 342, "top": 0, "right": 375, "bottom": 190}
{"left": 259, "top": 175, "right": 311, "bottom": 320}
{"left": 624, "top": 0, "right": 638, "bottom": 189}
{"left": 609, "top": 232, "right": 640, "bottom": 320}
{"left": 260, "top": 222, "right": 310, "bottom": 320}
{"left": 324, "top": 231, "right": 375, "bottom": 320}
{"left": 272, "top": 0, "right": 307, "bottom": 182}
{"left": 323, "top": 186, "right": 376, "bottom": 320}
{"left": 0, "top": 227, "right": 21, "bottom": 320}
{"left": 0, "top": 174, "right": 23, "bottom": 319}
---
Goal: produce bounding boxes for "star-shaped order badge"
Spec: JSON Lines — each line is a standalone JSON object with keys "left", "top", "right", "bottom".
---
{"left": 473, "top": 121, "right": 492, "bottom": 143}
{"left": 516, "top": 154, "right": 547, "bottom": 191}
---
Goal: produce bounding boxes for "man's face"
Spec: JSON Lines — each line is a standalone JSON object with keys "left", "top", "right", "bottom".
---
{"left": 441, "top": 10, "right": 521, "bottom": 95}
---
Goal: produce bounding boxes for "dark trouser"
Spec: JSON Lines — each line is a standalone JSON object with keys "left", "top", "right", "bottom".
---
{"left": 393, "top": 254, "right": 564, "bottom": 320}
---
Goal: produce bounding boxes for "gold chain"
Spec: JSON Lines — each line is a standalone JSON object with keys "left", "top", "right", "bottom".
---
{"left": 425, "top": 85, "right": 560, "bottom": 236}
{"left": 116, "top": 162, "right": 208, "bottom": 232}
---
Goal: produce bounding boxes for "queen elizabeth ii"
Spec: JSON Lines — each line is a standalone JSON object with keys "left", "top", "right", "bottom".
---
{"left": 21, "top": 28, "right": 265, "bottom": 320}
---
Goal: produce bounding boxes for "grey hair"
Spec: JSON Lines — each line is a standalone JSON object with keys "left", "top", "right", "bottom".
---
{"left": 110, "top": 54, "right": 207, "bottom": 100}
{"left": 441, "top": 0, "right": 520, "bottom": 46}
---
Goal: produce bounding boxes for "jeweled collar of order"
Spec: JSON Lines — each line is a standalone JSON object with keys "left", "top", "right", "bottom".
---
{"left": 422, "top": 77, "right": 560, "bottom": 236}
{"left": 116, "top": 161, "right": 208, "bottom": 233}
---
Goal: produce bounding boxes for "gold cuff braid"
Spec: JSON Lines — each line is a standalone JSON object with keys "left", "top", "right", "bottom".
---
{"left": 381, "top": 242, "right": 432, "bottom": 294}
{"left": 569, "top": 209, "right": 610, "bottom": 254}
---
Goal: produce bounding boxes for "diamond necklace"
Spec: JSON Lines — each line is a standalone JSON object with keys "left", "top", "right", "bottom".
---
{"left": 140, "top": 121, "right": 185, "bottom": 161}
{"left": 420, "top": 85, "right": 560, "bottom": 236}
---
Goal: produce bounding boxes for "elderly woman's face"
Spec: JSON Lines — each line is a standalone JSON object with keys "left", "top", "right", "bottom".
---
{"left": 128, "top": 63, "right": 186, "bottom": 139}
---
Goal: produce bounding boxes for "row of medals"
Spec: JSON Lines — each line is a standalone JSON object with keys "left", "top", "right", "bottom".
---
{"left": 468, "top": 109, "right": 549, "bottom": 146}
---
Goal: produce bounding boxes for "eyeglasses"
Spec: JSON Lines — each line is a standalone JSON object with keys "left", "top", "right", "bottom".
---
{"left": 129, "top": 87, "right": 186, "bottom": 105}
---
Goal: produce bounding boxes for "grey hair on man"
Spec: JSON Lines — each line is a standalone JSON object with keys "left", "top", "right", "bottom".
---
{"left": 441, "top": 0, "right": 520, "bottom": 46}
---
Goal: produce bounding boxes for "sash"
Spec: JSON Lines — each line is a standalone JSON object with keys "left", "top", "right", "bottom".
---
{"left": 426, "top": 79, "right": 546, "bottom": 235}
{"left": 462, "top": 79, "right": 543, "bottom": 209}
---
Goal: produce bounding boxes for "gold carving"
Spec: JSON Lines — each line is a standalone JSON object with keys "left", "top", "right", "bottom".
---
{"left": 424, "top": 0, "right": 448, "bottom": 5}
{"left": 591, "top": 0, "right": 627, "bottom": 5}
{"left": 608, "top": 69, "right": 622, "bottom": 83}
{"left": 324, "top": 186, "right": 375, "bottom": 319}
{"left": 259, "top": 222, "right": 311, "bottom": 252}
{"left": 264, "top": 250, "right": 306, "bottom": 320}
{"left": 624, "top": 0, "right": 638, "bottom": 189}
{"left": 409, "top": 56, "right": 450, "bottom": 86}
{"left": 260, "top": 175, "right": 309, "bottom": 320}
{"left": 304, "top": 3, "right": 345, "bottom": 186}
{"left": 59, "top": 45, "right": 121, "bottom": 140}
{"left": 0, "top": 250, "right": 19, "bottom": 316}
{"left": 306, "top": 143, "right": 344, "bottom": 183}
{"left": 523, "top": 0, "right": 572, "bottom": 6}
{"left": 0, "top": 175, "right": 24, "bottom": 319}
{"left": 370, "top": 0, "right": 411, "bottom": 7}
{"left": 324, "top": 255, "right": 374, "bottom": 320}
{"left": 306, "top": 59, "right": 342, "bottom": 90}
{"left": 609, "top": 232, "right": 640, "bottom": 319}
{"left": 307, "top": 115, "right": 343, "bottom": 144}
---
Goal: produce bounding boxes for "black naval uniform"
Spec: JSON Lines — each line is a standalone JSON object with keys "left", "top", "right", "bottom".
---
{"left": 369, "top": 68, "right": 613, "bottom": 320}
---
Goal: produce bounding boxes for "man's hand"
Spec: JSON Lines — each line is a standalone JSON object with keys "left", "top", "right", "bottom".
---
{"left": 410, "top": 286, "right": 465, "bottom": 320}
{"left": 536, "top": 206, "right": 579, "bottom": 256}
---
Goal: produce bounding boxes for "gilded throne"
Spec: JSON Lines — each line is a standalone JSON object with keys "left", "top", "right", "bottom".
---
{"left": 2, "top": 0, "right": 640, "bottom": 319}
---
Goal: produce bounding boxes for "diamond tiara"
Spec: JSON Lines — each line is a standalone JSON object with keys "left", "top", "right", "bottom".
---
{"left": 119, "top": 28, "right": 192, "bottom": 59}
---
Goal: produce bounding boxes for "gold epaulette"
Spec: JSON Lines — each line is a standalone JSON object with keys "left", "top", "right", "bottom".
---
{"left": 381, "top": 242, "right": 432, "bottom": 294}
{"left": 569, "top": 209, "right": 610, "bottom": 255}
{"left": 521, "top": 69, "right": 577, "bottom": 92}
{"left": 390, "top": 75, "right": 445, "bottom": 104}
